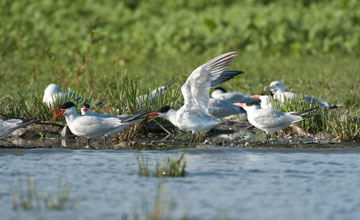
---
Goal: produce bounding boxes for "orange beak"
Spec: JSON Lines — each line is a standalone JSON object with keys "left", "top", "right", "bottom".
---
{"left": 234, "top": 103, "right": 245, "bottom": 108}
{"left": 82, "top": 107, "right": 88, "bottom": 113}
{"left": 146, "top": 112, "right": 159, "bottom": 117}
{"left": 52, "top": 109, "right": 66, "bottom": 119}
{"left": 251, "top": 94, "right": 260, "bottom": 99}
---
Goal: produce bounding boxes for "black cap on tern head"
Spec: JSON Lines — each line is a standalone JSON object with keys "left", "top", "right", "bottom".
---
{"left": 60, "top": 102, "right": 76, "bottom": 110}
{"left": 214, "top": 87, "right": 227, "bottom": 93}
{"left": 158, "top": 106, "right": 171, "bottom": 113}
{"left": 82, "top": 103, "right": 90, "bottom": 108}
{"left": 245, "top": 99, "right": 261, "bottom": 107}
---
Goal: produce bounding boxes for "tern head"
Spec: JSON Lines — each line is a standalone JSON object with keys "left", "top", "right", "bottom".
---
{"left": 211, "top": 87, "right": 227, "bottom": 98}
{"left": 52, "top": 102, "right": 77, "bottom": 119}
{"left": 81, "top": 103, "right": 91, "bottom": 115}
{"left": 146, "top": 106, "right": 172, "bottom": 118}
{"left": 268, "top": 81, "right": 285, "bottom": 94}
{"left": 251, "top": 95, "right": 272, "bottom": 109}
{"left": 234, "top": 99, "right": 261, "bottom": 112}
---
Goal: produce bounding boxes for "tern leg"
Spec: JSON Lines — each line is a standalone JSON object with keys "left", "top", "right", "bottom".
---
{"left": 190, "top": 133, "right": 195, "bottom": 144}
{"left": 104, "top": 136, "right": 107, "bottom": 145}
{"left": 87, "top": 138, "right": 90, "bottom": 146}
{"left": 265, "top": 133, "right": 271, "bottom": 142}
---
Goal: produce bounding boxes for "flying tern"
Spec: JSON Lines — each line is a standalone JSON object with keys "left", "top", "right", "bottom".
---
{"left": 53, "top": 102, "right": 146, "bottom": 145}
{"left": 43, "top": 83, "right": 81, "bottom": 107}
{"left": 146, "top": 51, "right": 242, "bottom": 142}
{"left": 268, "top": 81, "right": 343, "bottom": 109}
{"left": 234, "top": 99, "right": 319, "bottom": 141}
{"left": 0, "top": 119, "right": 38, "bottom": 139}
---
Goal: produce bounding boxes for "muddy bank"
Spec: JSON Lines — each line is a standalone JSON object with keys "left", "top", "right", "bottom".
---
{"left": 1, "top": 119, "right": 358, "bottom": 149}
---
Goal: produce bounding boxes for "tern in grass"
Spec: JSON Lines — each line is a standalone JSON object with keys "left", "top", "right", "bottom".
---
{"left": 53, "top": 102, "right": 146, "bottom": 145}
{"left": 234, "top": 99, "right": 319, "bottom": 141}
{"left": 211, "top": 87, "right": 256, "bottom": 103}
{"left": 268, "top": 81, "right": 343, "bottom": 109}
{"left": 0, "top": 119, "right": 38, "bottom": 139}
{"left": 80, "top": 103, "right": 132, "bottom": 120}
{"left": 43, "top": 83, "right": 81, "bottom": 107}
{"left": 146, "top": 51, "right": 243, "bottom": 142}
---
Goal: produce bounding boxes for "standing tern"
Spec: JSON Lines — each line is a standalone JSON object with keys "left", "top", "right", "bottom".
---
{"left": 43, "top": 83, "right": 81, "bottom": 107}
{"left": 136, "top": 78, "right": 173, "bottom": 105}
{"left": 52, "top": 102, "right": 146, "bottom": 145}
{"left": 234, "top": 99, "right": 319, "bottom": 141}
{"left": 208, "top": 97, "right": 245, "bottom": 118}
{"left": 0, "top": 119, "right": 38, "bottom": 139}
{"left": 80, "top": 103, "right": 130, "bottom": 120}
{"left": 211, "top": 87, "right": 256, "bottom": 103}
{"left": 250, "top": 94, "right": 273, "bottom": 109}
{"left": 268, "top": 81, "right": 343, "bottom": 109}
{"left": 146, "top": 51, "right": 242, "bottom": 142}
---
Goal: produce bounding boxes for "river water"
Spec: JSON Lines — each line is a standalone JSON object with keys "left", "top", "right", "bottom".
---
{"left": 1, "top": 146, "right": 360, "bottom": 220}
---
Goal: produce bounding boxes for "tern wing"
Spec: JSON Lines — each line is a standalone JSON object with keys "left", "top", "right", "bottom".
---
{"left": 181, "top": 51, "right": 238, "bottom": 114}
{"left": 208, "top": 98, "right": 244, "bottom": 118}
{"left": 252, "top": 109, "right": 302, "bottom": 129}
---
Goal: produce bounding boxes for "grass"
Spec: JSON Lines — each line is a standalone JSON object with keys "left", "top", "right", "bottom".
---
{"left": 137, "top": 154, "right": 187, "bottom": 177}
{"left": 12, "top": 177, "right": 72, "bottom": 211}
{"left": 122, "top": 182, "right": 188, "bottom": 220}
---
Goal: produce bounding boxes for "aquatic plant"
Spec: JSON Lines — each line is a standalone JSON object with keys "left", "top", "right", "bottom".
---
{"left": 137, "top": 154, "right": 187, "bottom": 177}
{"left": 122, "top": 182, "right": 188, "bottom": 220}
{"left": 154, "top": 154, "right": 187, "bottom": 177}
{"left": 12, "top": 177, "right": 72, "bottom": 211}
{"left": 326, "top": 109, "right": 360, "bottom": 142}
{"left": 137, "top": 155, "right": 150, "bottom": 177}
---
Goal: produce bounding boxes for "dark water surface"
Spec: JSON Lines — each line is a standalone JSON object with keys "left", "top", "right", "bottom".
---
{"left": 1, "top": 146, "right": 360, "bottom": 220}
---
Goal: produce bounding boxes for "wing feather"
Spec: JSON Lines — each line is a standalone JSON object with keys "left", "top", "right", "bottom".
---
{"left": 181, "top": 52, "right": 239, "bottom": 114}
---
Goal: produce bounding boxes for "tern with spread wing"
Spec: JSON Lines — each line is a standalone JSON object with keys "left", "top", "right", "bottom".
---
{"left": 146, "top": 51, "right": 242, "bottom": 142}
{"left": 53, "top": 102, "right": 146, "bottom": 145}
{"left": 0, "top": 119, "right": 38, "bottom": 139}
{"left": 43, "top": 83, "right": 81, "bottom": 107}
{"left": 268, "top": 81, "right": 343, "bottom": 109}
{"left": 234, "top": 99, "right": 318, "bottom": 141}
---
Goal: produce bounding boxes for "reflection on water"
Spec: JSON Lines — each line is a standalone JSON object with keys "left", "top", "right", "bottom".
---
{"left": 0, "top": 147, "right": 360, "bottom": 220}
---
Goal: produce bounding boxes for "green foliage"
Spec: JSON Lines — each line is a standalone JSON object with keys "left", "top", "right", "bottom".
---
{"left": 137, "top": 154, "right": 187, "bottom": 177}
{"left": 154, "top": 154, "right": 187, "bottom": 177}
{"left": 12, "top": 177, "right": 72, "bottom": 211}
{"left": 326, "top": 110, "right": 360, "bottom": 141}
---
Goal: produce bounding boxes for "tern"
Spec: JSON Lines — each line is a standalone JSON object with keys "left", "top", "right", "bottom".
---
{"left": 43, "top": 83, "right": 81, "bottom": 107}
{"left": 234, "top": 99, "right": 319, "bottom": 141}
{"left": 53, "top": 102, "right": 146, "bottom": 145}
{"left": 136, "top": 78, "right": 173, "bottom": 105}
{"left": 146, "top": 51, "right": 242, "bottom": 142}
{"left": 211, "top": 87, "right": 256, "bottom": 103}
{"left": 268, "top": 81, "right": 343, "bottom": 109}
{"left": 80, "top": 103, "right": 131, "bottom": 120}
{"left": 208, "top": 97, "right": 245, "bottom": 118}
{"left": 0, "top": 119, "right": 38, "bottom": 139}
{"left": 250, "top": 94, "right": 273, "bottom": 109}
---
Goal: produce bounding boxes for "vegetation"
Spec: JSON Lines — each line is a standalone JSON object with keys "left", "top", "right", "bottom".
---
{"left": 0, "top": 0, "right": 359, "bottom": 143}
{"left": 12, "top": 177, "right": 72, "bottom": 211}
{"left": 137, "top": 154, "right": 187, "bottom": 177}
{"left": 122, "top": 182, "right": 188, "bottom": 220}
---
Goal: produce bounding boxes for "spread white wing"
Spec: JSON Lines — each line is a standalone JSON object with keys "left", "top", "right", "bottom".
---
{"left": 181, "top": 51, "right": 239, "bottom": 114}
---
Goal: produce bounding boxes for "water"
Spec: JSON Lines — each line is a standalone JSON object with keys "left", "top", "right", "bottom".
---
{"left": 1, "top": 147, "right": 360, "bottom": 220}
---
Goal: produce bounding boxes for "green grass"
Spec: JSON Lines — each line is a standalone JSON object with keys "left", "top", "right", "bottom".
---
{"left": 12, "top": 177, "right": 72, "bottom": 211}
{"left": 137, "top": 154, "right": 187, "bottom": 177}
{"left": 0, "top": 0, "right": 359, "bottom": 143}
{"left": 122, "top": 182, "right": 188, "bottom": 220}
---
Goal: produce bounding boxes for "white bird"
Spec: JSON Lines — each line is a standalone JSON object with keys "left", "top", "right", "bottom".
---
{"left": 52, "top": 102, "right": 145, "bottom": 145}
{"left": 268, "top": 81, "right": 343, "bottom": 109}
{"left": 80, "top": 103, "right": 131, "bottom": 120}
{"left": 136, "top": 78, "right": 173, "bottom": 105}
{"left": 43, "top": 83, "right": 81, "bottom": 107}
{"left": 146, "top": 51, "right": 241, "bottom": 142}
{"left": 208, "top": 97, "right": 245, "bottom": 118}
{"left": 234, "top": 99, "right": 318, "bottom": 141}
{"left": 211, "top": 87, "right": 256, "bottom": 103}
{"left": 250, "top": 94, "right": 273, "bottom": 109}
{"left": 0, "top": 119, "right": 37, "bottom": 139}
